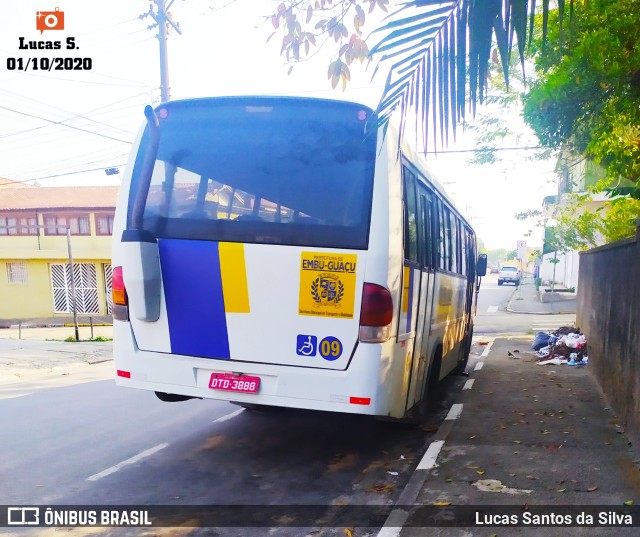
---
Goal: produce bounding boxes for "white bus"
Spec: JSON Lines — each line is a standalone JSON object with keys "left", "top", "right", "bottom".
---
{"left": 111, "top": 96, "right": 486, "bottom": 422}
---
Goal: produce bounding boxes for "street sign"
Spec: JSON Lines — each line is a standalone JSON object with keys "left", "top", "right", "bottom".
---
{"left": 517, "top": 240, "right": 527, "bottom": 249}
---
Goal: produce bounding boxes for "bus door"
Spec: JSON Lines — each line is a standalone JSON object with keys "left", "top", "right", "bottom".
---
{"left": 406, "top": 185, "right": 437, "bottom": 410}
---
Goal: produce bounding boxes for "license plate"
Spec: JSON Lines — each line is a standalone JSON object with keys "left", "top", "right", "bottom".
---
{"left": 208, "top": 373, "right": 260, "bottom": 393}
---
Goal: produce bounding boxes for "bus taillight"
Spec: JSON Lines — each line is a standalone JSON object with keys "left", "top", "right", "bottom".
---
{"left": 359, "top": 283, "right": 393, "bottom": 343}
{"left": 112, "top": 266, "right": 129, "bottom": 321}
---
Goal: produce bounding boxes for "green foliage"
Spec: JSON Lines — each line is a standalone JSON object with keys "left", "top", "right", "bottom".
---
{"left": 522, "top": 0, "right": 640, "bottom": 183}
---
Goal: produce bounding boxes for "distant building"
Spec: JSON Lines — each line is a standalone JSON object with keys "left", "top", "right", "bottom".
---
{"left": 0, "top": 183, "right": 118, "bottom": 320}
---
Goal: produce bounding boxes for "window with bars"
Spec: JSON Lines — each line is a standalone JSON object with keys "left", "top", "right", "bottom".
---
{"left": 44, "top": 214, "right": 90, "bottom": 236}
{"left": 96, "top": 214, "right": 115, "bottom": 236}
{"left": 6, "top": 262, "right": 28, "bottom": 284}
{"left": 0, "top": 214, "right": 38, "bottom": 235}
{"left": 50, "top": 263, "right": 99, "bottom": 314}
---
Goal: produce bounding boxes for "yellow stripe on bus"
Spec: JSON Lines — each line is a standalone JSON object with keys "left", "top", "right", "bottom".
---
{"left": 402, "top": 266, "right": 410, "bottom": 314}
{"left": 219, "top": 242, "right": 250, "bottom": 313}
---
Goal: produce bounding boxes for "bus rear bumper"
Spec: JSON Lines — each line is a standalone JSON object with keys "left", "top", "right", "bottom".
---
{"left": 113, "top": 322, "right": 397, "bottom": 417}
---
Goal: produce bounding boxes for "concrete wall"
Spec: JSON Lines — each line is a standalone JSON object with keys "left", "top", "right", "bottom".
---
{"left": 577, "top": 222, "right": 640, "bottom": 446}
{"left": 540, "top": 250, "right": 580, "bottom": 290}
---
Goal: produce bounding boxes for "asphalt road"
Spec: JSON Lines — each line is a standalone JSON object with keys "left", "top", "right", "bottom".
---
{"left": 0, "top": 279, "right": 578, "bottom": 537}
{"left": 474, "top": 274, "right": 575, "bottom": 335}
{"left": 0, "top": 360, "right": 473, "bottom": 537}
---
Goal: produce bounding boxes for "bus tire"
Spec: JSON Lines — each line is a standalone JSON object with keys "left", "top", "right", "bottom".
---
{"left": 154, "top": 391, "right": 200, "bottom": 402}
{"left": 411, "top": 348, "right": 442, "bottom": 425}
{"left": 453, "top": 333, "right": 472, "bottom": 375}
{"left": 230, "top": 402, "right": 279, "bottom": 412}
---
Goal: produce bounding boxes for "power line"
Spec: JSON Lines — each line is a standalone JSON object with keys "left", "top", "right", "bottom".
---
{"left": 0, "top": 105, "right": 133, "bottom": 145}
{"left": 0, "top": 91, "right": 147, "bottom": 139}
{"left": 0, "top": 164, "right": 127, "bottom": 186}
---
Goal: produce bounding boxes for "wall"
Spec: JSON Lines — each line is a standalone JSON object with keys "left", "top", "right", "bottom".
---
{"left": 0, "top": 259, "right": 111, "bottom": 319}
{"left": 577, "top": 222, "right": 640, "bottom": 447}
{"left": 540, "top": 250, "right": 580, "bottom": 289}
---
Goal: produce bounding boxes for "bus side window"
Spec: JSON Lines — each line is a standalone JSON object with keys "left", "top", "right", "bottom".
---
{"left": 460, "top": 225, "right": 468, "bottom": 277}
{"left": 449, "top": 210, "right": 459, "bottom": 273}
{"left": 419, "top": 188, "right": 435, "bottom": 270}
{"left": 403, "top": 167, "right": 419, "bottom": 264}
{"left": 437, "top": 199, "right": 450, "bottom": 271}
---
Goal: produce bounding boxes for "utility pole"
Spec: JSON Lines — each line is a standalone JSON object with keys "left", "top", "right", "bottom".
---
{"left": 140, "top": 0, "right": 182, "bottom": 103}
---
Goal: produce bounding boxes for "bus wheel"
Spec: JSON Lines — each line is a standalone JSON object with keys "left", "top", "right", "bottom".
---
{"left": 412, "top": 348, "right": 442, "bottom": 425}
{"left": 453, "top": 334, "right": 472, "bottom": 375}
{"left": 154, "top": 391, "right": 199, "bottom": 402}
{"left": 230, "top": 402, "right": 279, "bottom": 412}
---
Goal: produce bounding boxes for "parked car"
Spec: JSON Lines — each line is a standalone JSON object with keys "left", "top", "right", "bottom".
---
{"left": 498, "top": 265, "right": 521, "bottom": 286}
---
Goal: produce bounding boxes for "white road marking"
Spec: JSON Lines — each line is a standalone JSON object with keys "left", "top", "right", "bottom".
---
{"left": 463, "top": 379, "right": 475, "bottom": 390}
{"left": 213, "top": 408, "right": 244, "bottom": 423}
{"left": 445, "top": 403, "right": 464, "bottom": 421}
{"left": 417, "top": 440, "right": 445, "bottom": 470}
{"left": 87, "top": 443, "right": 169, "bottom": 482}
{"left": 481, "top": 341, "right": 494, "bottom": 357}
{"left": 474, "top": 361, "right": 484, "bottom": 371}
{"left": 487, "top": 305, "right": 498, "bottom": 313}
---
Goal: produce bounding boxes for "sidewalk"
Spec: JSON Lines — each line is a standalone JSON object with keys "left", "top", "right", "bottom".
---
{"left": 507, "top": 277, "right": 577, "bottom": 315}
{"left": 398, "top": 337, "right": 640, "bottom": 535}
{"left": 0, "top": 325, "right": 113, "bottom": 382}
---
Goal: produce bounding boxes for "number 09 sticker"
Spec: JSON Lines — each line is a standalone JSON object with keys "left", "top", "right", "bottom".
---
{"left": 319, "top": 336, "right": 343, "bottom": 361}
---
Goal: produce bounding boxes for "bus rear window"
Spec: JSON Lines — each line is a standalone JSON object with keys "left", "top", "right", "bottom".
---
{"left": 129, "top": 98, "right": 377, "bottom": 249}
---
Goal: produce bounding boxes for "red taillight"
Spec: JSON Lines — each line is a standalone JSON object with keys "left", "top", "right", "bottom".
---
{"left": 360, "top": 283, "right": 393, "bottom": 326}
{"left": 117, "top": 370, "right": 131, "bottom": 378}
{"left": 112, "top": 266, "right": 127, "bottom": 306}
{"left": 359, "top": 283, "right": 393, "bottom": 343}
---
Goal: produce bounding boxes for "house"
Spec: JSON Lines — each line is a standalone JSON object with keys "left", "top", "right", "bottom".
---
{"left": 0, "top": 182, "right": 119, "bottom": 320}
{"left": 539, "top": 152, "right": 621, "bottom": 291}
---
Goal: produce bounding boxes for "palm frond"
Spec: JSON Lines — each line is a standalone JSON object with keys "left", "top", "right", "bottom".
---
{"left": 370, "top": 0, "right": 565, "bottom": 152}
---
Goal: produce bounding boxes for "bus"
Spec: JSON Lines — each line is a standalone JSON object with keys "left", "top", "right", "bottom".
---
{"left": 111, "top": 96, "right": 487, "bottom": 422}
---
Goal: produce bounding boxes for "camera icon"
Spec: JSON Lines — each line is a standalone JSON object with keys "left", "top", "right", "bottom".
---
{"left": 36, "top": 8, "right": 65, "bottom": 34}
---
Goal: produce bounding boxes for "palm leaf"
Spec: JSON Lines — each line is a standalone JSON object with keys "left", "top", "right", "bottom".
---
{"left": 369, "top": 0, "right": 567, "bottom": 152}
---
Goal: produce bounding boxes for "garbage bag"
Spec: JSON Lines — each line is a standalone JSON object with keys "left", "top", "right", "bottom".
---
{"left": 532, "top": 331, "right": 551, "bottom": 351}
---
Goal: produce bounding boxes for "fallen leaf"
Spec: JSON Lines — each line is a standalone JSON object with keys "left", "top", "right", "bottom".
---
{"left": 371, "top": 484, "right": 395, "bottom": 493}
{"left": 433, "top": 501, "right": 451, "bottom": 506}
{"left": 345, "top": 529, "right": 353, "bottom": 537}
{"left": 513, "top": 440, "right": 522, "bottom": 444}
{"left": 526, "top": 475, "right": 538, "bottom": 480}
{"left": 624, "top": 501, "right": 634, "bottom": 506}
{"left": 387, "top": 471, "right": 399, "bottom": 476}
{"left": 587, "top": 486, "right": 598, "bottom": 492}
{"left": 477, "top": 471, "right": 485, "bottom": 475}
{"left": 468, "top": 435, "right": 477, "bottom": 440}
{"left": 557, "top": 488, "right": 566, "bottom": 492}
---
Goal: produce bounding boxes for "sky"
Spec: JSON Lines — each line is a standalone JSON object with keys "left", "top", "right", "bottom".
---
{"left": 0, "top": 0, "right": 557, "bottom": 250}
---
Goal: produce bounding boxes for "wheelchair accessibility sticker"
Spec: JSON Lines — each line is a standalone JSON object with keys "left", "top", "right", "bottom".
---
{"left": 296, "top": 335, "right": 317, "bottom": 356}
{"left": 296, "top": 335, "right": 342, "bottom": 360}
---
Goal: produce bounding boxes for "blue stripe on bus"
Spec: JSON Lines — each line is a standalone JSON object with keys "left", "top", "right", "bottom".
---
{"left": 406, "top": 268, "right": 414, "bottom": 333}
{"left": 158, "top": 239, "right": 230, "bottom": 359}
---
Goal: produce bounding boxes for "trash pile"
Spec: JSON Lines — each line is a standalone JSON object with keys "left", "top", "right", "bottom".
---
{"left": 532, "top": 326, "right": 589, "bottom": 366}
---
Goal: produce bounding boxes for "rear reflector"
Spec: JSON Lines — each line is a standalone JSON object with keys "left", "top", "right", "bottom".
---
{"left": 117, "top": 370, "right": 131, "bottom": 379}
{"left": 359, "top": 283, "right": 393, "bottom": 343}
{"left": 349, "top": 397, "right": 371, "bottom": 405}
